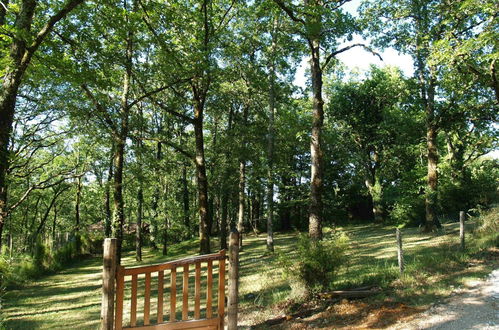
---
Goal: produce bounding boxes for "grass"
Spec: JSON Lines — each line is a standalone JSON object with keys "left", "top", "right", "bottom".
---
{"left": 2, "top": 219, "right": 497, "bottom": 329}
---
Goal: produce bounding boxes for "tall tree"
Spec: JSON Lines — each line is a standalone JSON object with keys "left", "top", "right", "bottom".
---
{"left": 0, "top": 0, "right": 85, "bottom": 250}
{"left": 274, "top": 0, "right": 371, "bottom": 239}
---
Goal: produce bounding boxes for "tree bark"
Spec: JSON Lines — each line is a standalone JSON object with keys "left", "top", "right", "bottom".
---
{"left": 182, "top": 163, "right": 190, "bottom": 234}
{"left": 136, "top": 180, "right": 143, "bottom": 261}
{"left": 220, "top": 191, "right": 228, "bottom": 250}
{"left": 364, "top": 150, "right": 383, "bottom": 222}
{"left": 308, "top": 35, "right": 324, "bottom": 240}
{"left": 105, "top": 149, "right": 113, "bottom": 237}
{"left": 111, "top": 9, "right": 134, "bottom": 263}
{"left": 266, "top": 19, "right": 277, "bottom": 252}
{"left": 75, "top": 176, "right": 82, "bottom": 252}
{"left": 237, "top": 161, "right": 245, "bottom": 249}
{"left": 423, "top": 70, "right": 438, "bottom": 232}
{"left": 193, "top": 100, "right": 211, "bottom": 254}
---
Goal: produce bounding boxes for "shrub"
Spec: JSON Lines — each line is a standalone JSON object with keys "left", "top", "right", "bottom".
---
{"left": 472, "top": 205, "right": 499, "bottom": 249}
{"left": 278, "top": 232, "right": 349, "bottom": 294}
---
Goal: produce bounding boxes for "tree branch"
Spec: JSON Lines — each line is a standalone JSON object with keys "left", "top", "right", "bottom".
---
{"left": 22, "top": 0, "right": 85, "bottom": 67}
{"left": 81, "top": 84, "right": 118, "bottom": 133}
{"left": 322, "top": 43, "right": 383, "bottom": 70}
{"left": 273, "top": 0, "right": 306, "bottom": 25}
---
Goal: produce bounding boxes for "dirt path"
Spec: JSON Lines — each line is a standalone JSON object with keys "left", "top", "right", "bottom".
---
{"left": 388, "top": 269, "right": 499, "bottom": 330}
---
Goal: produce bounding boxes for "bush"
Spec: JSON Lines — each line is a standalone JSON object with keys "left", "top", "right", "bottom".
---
{"left": 472, "top": 205, "right": 499, "bottom": 249}
{"left": 278, "top": 232, "right": 349, "bottom": 294}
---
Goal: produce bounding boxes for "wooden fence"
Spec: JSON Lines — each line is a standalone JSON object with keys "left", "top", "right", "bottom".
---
{"left": 101, "top": 234, "right": 239, "bottom": 330}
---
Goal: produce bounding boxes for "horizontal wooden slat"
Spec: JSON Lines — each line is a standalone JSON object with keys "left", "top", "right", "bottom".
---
{"left": 123, "top": 251, "right": 226, "bottom": 276}
{"left": 123, "top": 317, "right": 219, "bottom": 330}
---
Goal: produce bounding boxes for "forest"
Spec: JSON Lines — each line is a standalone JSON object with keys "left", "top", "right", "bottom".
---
{"left": 0, "top": 0, "right": 498, "bottom": 328}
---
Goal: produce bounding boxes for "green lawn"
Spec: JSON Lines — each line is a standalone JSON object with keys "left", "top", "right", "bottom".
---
{"left": 3, "top": 220, "right": 495, "bottom": 329}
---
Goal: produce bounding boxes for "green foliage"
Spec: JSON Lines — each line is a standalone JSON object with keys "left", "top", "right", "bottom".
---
{"left": 389, "top": 195, "right": 426, "bottom": 226}
{"left": 472, "top": 205, "right": 499, "bottom": 249}
{"left": 278, "top": 232, "right": 349, "bottom": 293}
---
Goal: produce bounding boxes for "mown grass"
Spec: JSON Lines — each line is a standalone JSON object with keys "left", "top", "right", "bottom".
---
{"left": 2, "top": 217, "right": 497, "bottom": 329}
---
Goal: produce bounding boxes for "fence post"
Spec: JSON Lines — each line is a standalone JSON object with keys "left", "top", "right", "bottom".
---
{"left": 101, "top": 238, "right": 117, "bottom": 330}
{"left": 227, "top": 229, "right": 240, "bottom": 330}
{"left": 460, "top": 211, "right": 466, "bottom": 251}
{"left": 396, "top": 228, "right": 404, "bottom": 275}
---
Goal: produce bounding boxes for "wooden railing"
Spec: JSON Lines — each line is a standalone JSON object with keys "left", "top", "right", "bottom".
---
{"left": 116, "top": 251, "right": 226, "bottom": 329}
{"left": 100, "top": 238, "right": 236, "bottom": 330}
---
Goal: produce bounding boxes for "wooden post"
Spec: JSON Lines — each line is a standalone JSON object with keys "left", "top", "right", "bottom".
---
{"left": 227, "top": 229, "right": 240, "bottom": 330}
{"left": 101, "top": 238, "right": 117, "bottom": 330}
{"left": 396, "top": 228, "right": 404, "bottom": 275}
{"left": 218, "top": 251, "right": 226, "bottom": 329}
{"left": 460, "top": 211, "right": 465, "bottom": 251}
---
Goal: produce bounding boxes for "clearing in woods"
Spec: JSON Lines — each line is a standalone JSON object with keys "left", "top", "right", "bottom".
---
{"left": 3, "top": 221, "right": 496, "bottom": 329}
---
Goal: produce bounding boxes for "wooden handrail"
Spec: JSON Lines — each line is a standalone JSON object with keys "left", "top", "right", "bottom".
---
{"left": 123, "top": 251, "right": 226, "bottom": 276}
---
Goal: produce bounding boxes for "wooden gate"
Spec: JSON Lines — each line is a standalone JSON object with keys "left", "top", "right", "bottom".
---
{"left": 101, "top": 239, "right": 229, "bottom": 330}
{"left": 117, "top": 251, "right": 226, "bottom": 330}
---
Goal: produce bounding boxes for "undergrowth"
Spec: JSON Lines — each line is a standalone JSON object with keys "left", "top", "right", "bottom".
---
{"left": 0, "top": 232, "right": 102, "bottom": 288}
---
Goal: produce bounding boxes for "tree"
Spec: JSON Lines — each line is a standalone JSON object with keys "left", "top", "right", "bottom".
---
{"left": 0, "top": 0, "right": 85, "bottom": 251}
{"left": 330, "top": 67, "right": 414, "bottom": 222}
{"left": 274, "top": 0, "right": 375, "bottom": 239}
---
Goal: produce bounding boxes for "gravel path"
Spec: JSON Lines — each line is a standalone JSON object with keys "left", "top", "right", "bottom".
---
{"left": 389, "top": 269, "right": 499, "bottom": 330}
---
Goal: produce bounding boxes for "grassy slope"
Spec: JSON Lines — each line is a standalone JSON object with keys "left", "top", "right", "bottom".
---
{"left": 3, "top": 221, "right": 496, "bottom": 329}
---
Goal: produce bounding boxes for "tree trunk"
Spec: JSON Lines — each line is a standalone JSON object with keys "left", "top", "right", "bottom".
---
{"left": 151, "top": 141, "right": 162, "bottom": 250}
{"left": 194, "top": 101, "right": 211, "bottom": 255}
{"left": 105, "top": 150, "right": 113, "bottom": 237}
{"left": 75, "top": 176, "right": 82, "bottom": 252}
{"left": 162, "top": 183, "right": 168, "bottom": 256}
{"left": 52, "top": 203, "right": 57, "bottom": 247}
{"left": 308, "top": 36, "right": 324, "bottom": 240}
{"left": 364, "top": 151, "right": 383, "bottom": 222}
{"left": 425, "top": 122, "right": 438, "bottom": 231}
{"left": 112, "top": 138, "right": 126, "bottom": 263}
{"left": 112, "top": 14, "right": 133, "bottom": 263}
{"left": 136, "top": 181, "right": 143, "bottom": 261}
{"left": 424, "top": 72, "right": 438, "bottom": 232}
{"left": 220, "top": 192, "right": 228, "bottom": 250}
{"left": 182, "top": 164, "right": 190, "bottom": 234}
{"left": 266, "top": 30, "right": 277, "bottom": 252}
{"left": 237, "top": 161, "right": 245, "bottom": 249}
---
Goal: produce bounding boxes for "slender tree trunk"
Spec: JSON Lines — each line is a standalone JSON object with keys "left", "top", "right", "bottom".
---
{"left": 52, "top": 203, "right": 57, "bottom": 247}
{"left": 425, "top": 121, "right": 438, "bottom": 231}
{"left": 266, "top": 26, "right": 277, "bottom": 251}
{"left": 364, "top": 151, "right": 383, "bottom": 222}
{"left": 220, "top": 192, "right": 228, "bottom": 250}
{"left": 308, "top": 36, "right": 324, "bottom": 240}
{"left": 104, "top": 150, "right": 113, "bottom": 237}
{"left": 193, "top": 101, "right": 211, "bottom": 254}
{"left": 237, "top": 161, "right": 245, "bottom": 249}
{"left": 162, "top": 183, "right": 168, "bottom": 256}
{"left": 112, "top": 138, "right": 126, "bottom": 262}
{"left": 182, "top": 164, "right": 190, "bottom": 233}
{"left": 136, "top": 181, "right": 143, "bottom": 261}
{"left": 151, "top": 141, "right": 162, "bottom": 249}
{"left": 424, "top": 74, "right": 438, "bottom": 232}
{"left": 112, "top": 11, "right": 133, "bottom": 263}
{"left": 74, "top": 176, "right": 82, "bottom": 252}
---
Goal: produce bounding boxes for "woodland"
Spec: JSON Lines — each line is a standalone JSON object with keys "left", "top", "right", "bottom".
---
{"left": 0, "top": 0, "right": 498, "bottom": 326}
